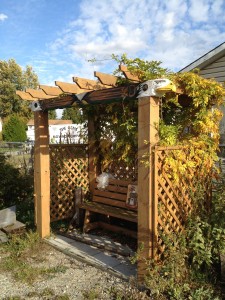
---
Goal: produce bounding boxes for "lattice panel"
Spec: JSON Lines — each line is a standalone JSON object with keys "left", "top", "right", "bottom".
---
{"left": 154, "top": 146, "right": 204, "bottom": 256}
{"left": 102, "top": 160, "right": 137, "bottom": 181}
{"left": 50, "top": 144, "right": 89, "bottom": 222}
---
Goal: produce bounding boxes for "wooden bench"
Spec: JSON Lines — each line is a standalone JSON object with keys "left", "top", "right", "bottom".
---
{"left": 78, "top": 179, "right": 137, "bottom": 237}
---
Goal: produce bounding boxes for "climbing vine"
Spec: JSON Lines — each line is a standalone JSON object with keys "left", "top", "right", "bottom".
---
{"left": 83, "top": 54, "right": 225, "bottom": 176}
{"left": 82, "top": 55, "right": 225, "bottom": 296}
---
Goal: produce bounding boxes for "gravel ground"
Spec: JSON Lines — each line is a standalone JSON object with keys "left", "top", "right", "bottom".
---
{"left": 0, "top": 243, "right": 150, "bottom": 300}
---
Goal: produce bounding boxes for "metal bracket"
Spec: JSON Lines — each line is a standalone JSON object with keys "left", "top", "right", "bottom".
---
{"left": 30, "top": 101, "right": 42, "bottom": 111}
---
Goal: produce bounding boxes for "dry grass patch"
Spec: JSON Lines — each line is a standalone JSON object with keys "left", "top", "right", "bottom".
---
{"left": 0, "top": 231, "right": 68, "bottom": 285}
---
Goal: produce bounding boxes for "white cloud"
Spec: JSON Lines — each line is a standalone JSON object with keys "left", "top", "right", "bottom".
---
{"left": 38, "top": 0, "right": 225, "bottom": 83}
{"left": 0, "top": 13, "right": 8, "bottom": 22}
{"left": 211, "top": 0, "right": 224, "bottom": 15}
{"left": 188, "top": 0, "right": 210, "bottom": 22}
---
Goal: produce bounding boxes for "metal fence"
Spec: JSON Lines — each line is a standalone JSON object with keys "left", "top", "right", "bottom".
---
{"left": 0, "top": 142, "right": 34, "bottom": 170}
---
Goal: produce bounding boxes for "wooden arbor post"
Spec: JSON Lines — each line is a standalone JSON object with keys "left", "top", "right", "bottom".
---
{"left": 137, "top": 96, "right": 159, "bottom": 282}
{"left": 34, "top": 111, "right": 50, "bottom": 238}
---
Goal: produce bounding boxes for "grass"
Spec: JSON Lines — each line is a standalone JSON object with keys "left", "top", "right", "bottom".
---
{"left": 82, "top": 288, "right": 101, "bottom": 300}
{"left": 82, "top": 284, "right": 151, "bottom": 300}
{"left": 0, "top": 231, "right": 68, "bottom": 285}
{"left": 2, "top": 288, "right": 71, "bottom": 300}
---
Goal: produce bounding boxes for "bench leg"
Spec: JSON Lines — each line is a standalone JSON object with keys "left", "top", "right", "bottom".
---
{"left": 83, "top": 210, "right": 100, "bottom": 233}
{"left": 83, "top": 210, "right": 91, "bottom": 233}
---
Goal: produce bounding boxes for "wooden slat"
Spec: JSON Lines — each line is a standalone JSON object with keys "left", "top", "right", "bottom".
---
{"left": 93, "top": 196, "right": 126, "bottom": 208}
{"left": 94, "top": 71, "right": 118, "bottom": 86}
{"left": 26, "top": 88, "right": 54, "bottom": 99}
{"left": 93, "top": 190, "right": 126, "bottom": 201}
{"left": 94, "top": 179, "right": 133, "bottom": 189}
{"left": 73, "top": 77, "right": 110, "bottom": 90}
{"left": 98, "top": 222, "right": 137, "bottom": 238}
{"left": 108, "top": 178, "right": 135, "bottom": 186}
{"left": 55, "top": 81, "right": 86, "bottom": 94}
{"left": 78, "top": 202, "right": 137, "bottom": 222}
{"left": 119, "top": 65, "right": 140, "bottom": 82}
{"left": 94, "top": 184, "right": 128, "bottom": 194}
{"left": 16, "top": 90, "right": 38, "bottom": 101}
{"left": 39, "top": 85, "right": 62, "bottom": 96}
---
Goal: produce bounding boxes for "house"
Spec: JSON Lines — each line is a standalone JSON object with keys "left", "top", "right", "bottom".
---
{"left": 180, "top": 42, "right": 225, "bottom": 144}
{"left": 26, "top": 119, "right": 86, "bottom": 144}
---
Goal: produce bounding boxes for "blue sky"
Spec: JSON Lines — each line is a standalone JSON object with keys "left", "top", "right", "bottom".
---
{"left": 0, "top": 0, "right": 225, "bottom": 86}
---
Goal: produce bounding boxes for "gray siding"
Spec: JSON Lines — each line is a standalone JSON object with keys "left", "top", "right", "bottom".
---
{"left": 199, "top": 55, "right": 225, "bottom": 83}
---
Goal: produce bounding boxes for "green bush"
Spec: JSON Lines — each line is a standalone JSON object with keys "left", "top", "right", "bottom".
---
{"left": 142, "top": 178, "right": 225, "bottom": 300}
{"left": 2, "top": 114, "right": 27, "bottom": 142}
{"left": 0, "top": 153, "right": 34, "bottom": 227}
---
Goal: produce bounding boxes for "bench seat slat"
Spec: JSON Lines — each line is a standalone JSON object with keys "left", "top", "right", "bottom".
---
{"left": 78, "top": 202, "right": 137, "bottom": 223}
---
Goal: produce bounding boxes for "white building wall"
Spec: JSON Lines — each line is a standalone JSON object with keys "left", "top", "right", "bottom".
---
{"left": 26, "top": 123, "right": 86, "bottom": 144}
{"left": 50, "top": 124, "right": 86, "bottom": 144}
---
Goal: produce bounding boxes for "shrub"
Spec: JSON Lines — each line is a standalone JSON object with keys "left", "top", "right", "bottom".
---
{"left": 2, "top": 114, "right": 27, "bottom": 142}
{"left": 142, "top": 177, "right": 225, "bottom": 300}
{"left": 0, "top": 153, "right": 34, "bottom": 227}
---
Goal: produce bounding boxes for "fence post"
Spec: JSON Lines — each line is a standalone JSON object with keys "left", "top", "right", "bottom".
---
{"left": 137, "top": 96, "right": 159, "bottom": 282}
{"left": 34, "top": 111, "right": 50, "bottom": 238}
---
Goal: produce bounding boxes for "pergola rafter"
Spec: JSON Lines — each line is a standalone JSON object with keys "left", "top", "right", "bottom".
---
{"left": 94, "top": 71, "right": 118, "bottom": 86}
{"left": 55, "top": 81, "right": 86, "bottom": 94}
{"left": 26, "top": 88, "right": 54, "bottom": 99}
{"left": 73, "top": 76, "right": 109, "bottom": 90}
{"left": 16, "top": 90, "right": 38, "bottom": 101}
{"left": 16, "top": 65, "right": 143, "bottom": 103}
{"left": 39, "top": 85, "right": 62, "bottom": 96}
{"left": 119, "top": 64, "right": 141, "bottom": 82}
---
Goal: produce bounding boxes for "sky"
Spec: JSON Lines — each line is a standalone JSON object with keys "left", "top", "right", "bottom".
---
{"left": 0, "top": 0, "right": 225, "bottom": 86}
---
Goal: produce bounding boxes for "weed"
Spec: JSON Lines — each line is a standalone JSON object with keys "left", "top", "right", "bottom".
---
{"left": 109, "top": 285, "right": 150, "bottom": 300}
{"left": 40, "top": 287, "right": 55, "bottom": 297}
{"left": 0, "top": 231, "right": 68, "bottom": 285}
{"left": 2, "top": 297, "right": 23, "bottom": 300}
{"left": 54, "top": 295, "right": 70, "bottom": 300}
{"left": 26, "top": 289, "right": 70, "bottom": 300}
{"left": 82, "top": 287, "right": 100, "bottom": 300}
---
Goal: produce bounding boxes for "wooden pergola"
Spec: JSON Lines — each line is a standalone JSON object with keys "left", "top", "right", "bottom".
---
{"left": 17, "top": 66, "right": 178, "bottom": 281}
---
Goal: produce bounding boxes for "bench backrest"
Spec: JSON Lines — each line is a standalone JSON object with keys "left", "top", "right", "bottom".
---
{"left": 93, "top": 179, "right": 137, "bottom": 210}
